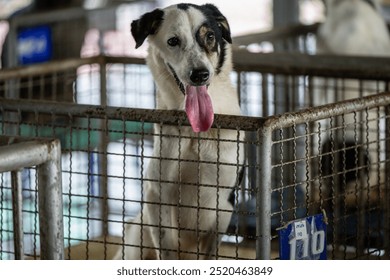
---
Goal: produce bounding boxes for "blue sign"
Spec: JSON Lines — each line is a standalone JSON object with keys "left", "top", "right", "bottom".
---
{"left": 278, "top": 213, "right": 327, "bottom": 260}
{"left": 17, "top": 25, "right": 52, "bottom": 65}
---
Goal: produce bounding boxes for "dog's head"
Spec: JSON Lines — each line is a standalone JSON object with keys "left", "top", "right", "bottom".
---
{"left": 324, "top": 0, "right": 381, "bottom": 12}
{"left": 131, "top": 4, "right": 232, "bottom": 132}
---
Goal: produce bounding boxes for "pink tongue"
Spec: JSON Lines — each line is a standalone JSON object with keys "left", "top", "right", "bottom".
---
{"left": 185, "top": 85, "right": 214, "bottom": 132}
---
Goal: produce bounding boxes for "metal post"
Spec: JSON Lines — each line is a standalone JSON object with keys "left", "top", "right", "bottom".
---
{"left": 0, "top": 137, "right": 64, "bottom": 260}
{"left": 272, "top": 0, "right": 301, "bottom": 225}
{"left": 256, "top": 125, "right": 273, "bottom": 259}
{"left": 37, "top": 140, "right": 64, "bottom": 260}
{"left": 11, "top": 170, "right": 24, "bottom": 260}
{"left": 385, "top": 105, "right": 390, "bottom": 259}
{"left": 273, "top": 0, "right": 299, "bottom": 26}
{"left": 99, "top": 60, "right": 109, "bottom": 252}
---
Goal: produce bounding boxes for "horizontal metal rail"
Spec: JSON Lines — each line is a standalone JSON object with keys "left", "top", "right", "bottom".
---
{"left": 2, "top": 91, "right": 390, "bottom": 131}
{"left": 1, "top": 52, "right": 390, "bottom": 81}
{"left": 262, "top": 91, "right": 390, "bottom": 129}
{"left": 0, "top": 55, "right": 146, "bottom": 80}
{"left": 233, "top": 23, "right": 320, "bottom": 46}
{"left": 233, "top": 50, "right": 390, "bottom": 80}
{"left": 0, "top": 98, "right": 266, "bottom": 131}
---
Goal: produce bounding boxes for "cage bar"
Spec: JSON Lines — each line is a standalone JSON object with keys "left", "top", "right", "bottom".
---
{"left": 0, "top": 136, "right": 64, "bottom": 260}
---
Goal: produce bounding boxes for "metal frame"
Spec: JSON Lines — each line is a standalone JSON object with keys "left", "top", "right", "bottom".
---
{"left": 0, "top": 136, "right": 64, "bottom": 260}
{"left": 256, "top": 91, "right": 390, "bottom": 259}
{"left": 2, "top": 90, "right": 390, "bottom": 259}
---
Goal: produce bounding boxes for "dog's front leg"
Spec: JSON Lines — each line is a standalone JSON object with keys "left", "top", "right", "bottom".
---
{"left": 145, "top": 195, "right": 178, "bottom": 259}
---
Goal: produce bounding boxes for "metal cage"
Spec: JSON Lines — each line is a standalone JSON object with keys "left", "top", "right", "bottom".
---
{"left": 0, "top": 50, "right": 390, "bottom": 259}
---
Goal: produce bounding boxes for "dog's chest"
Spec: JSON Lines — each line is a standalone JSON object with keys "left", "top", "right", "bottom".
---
{"left": 153, "top": 125, "right": 236, "bottom": 161}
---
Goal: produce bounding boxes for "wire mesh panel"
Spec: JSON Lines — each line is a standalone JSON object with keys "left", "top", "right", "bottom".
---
{"left": 0, "top": 100, "right": 255, "bottom": 260}
{"left": 0, "top": 166, "right": 41, "bottom": 260}
{"left": 0, "top": 56, "right": 153, "bottom": 106}
{"left": 1, "top": 93, "right": 390, "bottom": 260}
{"left": 257, "top": 92, "right": 390, "bottom": 260}
{"left": 234, "top": 51, "right": 390, "bottom": 116}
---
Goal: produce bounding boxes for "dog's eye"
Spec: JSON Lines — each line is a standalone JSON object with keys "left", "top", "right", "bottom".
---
{"left": 167, "top": 37, "right": 180, "bottom": 47}
{"left": 206, "top": 32, "right": 215, "bottom": 43}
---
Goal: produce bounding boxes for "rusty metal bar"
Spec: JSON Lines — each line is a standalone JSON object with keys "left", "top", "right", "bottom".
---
{"left": 99, "top": 60, "right": 110, "bottom": 253}
{"left": 3, "top": 92, "right": 390, "bottom": 132}
{"left": 0, "top": 98, "right": 265, "bottom": 131}
{"left": 385, "top": 105, "right": 390, "bottom": 259}
{"left": 256, "top": 125, "right": 273, "bottom": 260}
{"left": 37, "top": 140, "right": 63, "bottom": 260}
{"left": 263, "top": 92, "right": 390, "bottom": 130}
{"left": 11, "top": 170, "right": 23, "bottom": 260}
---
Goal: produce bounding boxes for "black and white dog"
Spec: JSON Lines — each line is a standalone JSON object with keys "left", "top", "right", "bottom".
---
{"left": 114, "top": 3, "right": 244, "bottom": 259}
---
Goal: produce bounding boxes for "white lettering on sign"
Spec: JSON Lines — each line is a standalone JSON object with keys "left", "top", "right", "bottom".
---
{"left": 294, "top": 221, "right": 308, "bottom": 240}
{"left": 18, "top": 36, "right": 48, "bottom": 58}
{"left": 288, "top": 219, "right": 326, "bottom": 260}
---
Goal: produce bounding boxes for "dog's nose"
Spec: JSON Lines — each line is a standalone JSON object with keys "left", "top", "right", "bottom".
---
{"left": 190, "top": 68, "right": 210, "bottom": 85}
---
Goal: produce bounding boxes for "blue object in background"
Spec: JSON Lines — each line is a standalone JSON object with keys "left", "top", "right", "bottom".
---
{"left": 279, "top": 213, "right": 327, "bottom": 260}
{"left": 17, "top": 25, "right": 52, "bottom": 65}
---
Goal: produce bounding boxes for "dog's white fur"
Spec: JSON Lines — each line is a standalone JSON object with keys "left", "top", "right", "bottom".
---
{"left": 114, "top": 4, "right": 244, "bottom": 260}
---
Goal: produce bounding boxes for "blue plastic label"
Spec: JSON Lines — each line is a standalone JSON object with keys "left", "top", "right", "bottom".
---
{"left": 278, "top": 213, "right": 327, "bottom": 260}
{"left": 17, "top": 25, "right": 52, "bottom": 65}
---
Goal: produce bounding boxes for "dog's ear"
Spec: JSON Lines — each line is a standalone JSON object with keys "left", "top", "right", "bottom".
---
{"left": 203, "top": 4, "right": 232, "bottom": 44}
{"left": 131, "top": 9, "right": 164, "bottom": 48}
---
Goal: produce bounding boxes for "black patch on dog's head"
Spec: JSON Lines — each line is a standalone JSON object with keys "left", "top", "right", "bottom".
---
{"left": 216, "top": 41, "right": 227, "bottom": 74}
{"left": 196, "top": 24, "right": 218, "bottom": 54}
{"left": 131, "top": 9, "right": 164, "bottom": 48}
{"left": 201, "top": 4, "right": 232, "bottom": 44}
{"left": 176, "top": 3, "right": 232, "bottom": 44}
{"left": 188, "top": 4, "right": 232, "bottom": 74}
{"left": 202, "top": 4, "right": 231, "bottom": 74}
{"left": 177, "top": 3, "right": 192, "bottom": 10}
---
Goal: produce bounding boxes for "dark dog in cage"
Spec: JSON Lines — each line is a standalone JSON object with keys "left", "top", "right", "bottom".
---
{"left": 114, "top": 4, "right": 244, "bottom": 259}
{"left": 320, "top": 139, "right": 369, "bottom": 208}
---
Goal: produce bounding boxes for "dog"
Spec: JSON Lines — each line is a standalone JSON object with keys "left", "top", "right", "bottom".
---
{"left": 317, "top": 0, "right": 390, "bottom": 56}
{"left": 114, "top": 3, "right": 244, "bottom": 260}
{"left": 314, "top": 0, "right": 390, "bottom": 207}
